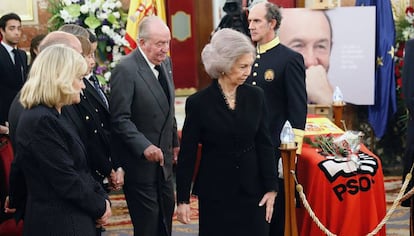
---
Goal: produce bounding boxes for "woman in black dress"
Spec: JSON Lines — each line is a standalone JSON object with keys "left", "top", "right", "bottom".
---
{"left": 175, "top": 28, "right": 278, "bottom": 236}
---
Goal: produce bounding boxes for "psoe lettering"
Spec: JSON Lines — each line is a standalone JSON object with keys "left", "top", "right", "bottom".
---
{"left": 332, "top": 176, "right": 372, "bottom": 201}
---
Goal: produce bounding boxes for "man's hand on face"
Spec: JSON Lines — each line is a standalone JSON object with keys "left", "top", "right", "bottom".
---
{"left": 306, "top": 65, "right": 333, "bottom": 105}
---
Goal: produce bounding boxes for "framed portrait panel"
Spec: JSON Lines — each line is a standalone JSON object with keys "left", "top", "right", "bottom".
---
{"left": 0, "top": 0, "right": 38, "bottom": 24}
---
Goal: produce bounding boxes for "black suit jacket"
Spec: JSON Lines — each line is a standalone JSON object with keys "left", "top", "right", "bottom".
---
{"left": 110, "top": 49, "right": 179, "bottom": 183}
{"left": 176, "top": 81, "right": 278, "bottom": 202}
{"left": 9, "top": 105, "right": 107, "bottom": 235}
{"left": 402, "top": 39, "right": 414, "bottom": 206}
{"left": 0, "top": 44, "right": 28, "bottom": 124}
{"left": 246, "top": 39, "right": 307, "bottom": 159}
{"left": 62, "top": 77, "right": 117, "bottom": 184}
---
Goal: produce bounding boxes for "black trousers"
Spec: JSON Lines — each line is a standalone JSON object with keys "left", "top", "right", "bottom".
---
{"left": 123, "top": 173, "right": 175, "bottom": 236}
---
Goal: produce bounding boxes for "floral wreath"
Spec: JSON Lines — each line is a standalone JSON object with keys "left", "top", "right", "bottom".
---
{"left": 48, "top": 0, "right": 130, "bottom": 90}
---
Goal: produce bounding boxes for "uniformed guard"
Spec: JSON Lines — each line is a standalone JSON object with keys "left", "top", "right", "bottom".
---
{"left": 246, "top": 2, "right": 307, "bottom": 235}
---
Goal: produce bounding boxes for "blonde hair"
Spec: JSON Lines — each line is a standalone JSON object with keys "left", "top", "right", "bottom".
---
{"left": 20, "top": 44, "right": 87, "bottom": 109}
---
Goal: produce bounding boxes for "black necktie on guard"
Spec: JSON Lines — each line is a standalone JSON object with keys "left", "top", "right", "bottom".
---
{"left": 154, "top": 65, "right": 170, "bottom": 103}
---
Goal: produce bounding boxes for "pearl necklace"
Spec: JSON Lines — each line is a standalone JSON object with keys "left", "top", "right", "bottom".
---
{"left": 218, "top": 82, "right": 236, "bottom": 110}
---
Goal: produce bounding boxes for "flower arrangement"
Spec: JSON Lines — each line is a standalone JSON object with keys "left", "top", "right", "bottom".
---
{"left": 304, "top": 131, "right": 363, "bottom": 159}
{"left": 393, "top": 6, "right": 414, "bottom": 129}
{"left": 48, "top": 0, "right": 130, "bottom": 88}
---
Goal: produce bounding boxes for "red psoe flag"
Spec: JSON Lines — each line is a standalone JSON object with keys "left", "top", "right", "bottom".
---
{"left": 124, "top": 0, "right": 167, "bottom": 55}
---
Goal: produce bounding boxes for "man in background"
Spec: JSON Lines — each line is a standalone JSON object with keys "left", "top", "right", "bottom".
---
{"left": 279, "top": 8, "right": 333, "bottom": 105}
{"left": 0, "top": 13, "right": 28, "bottom": 235}
{"left": 0, "top": 13, "right": 28, "bottom": 136}
{"left": 247, "top": 2, "right": 307, "bottom": 235}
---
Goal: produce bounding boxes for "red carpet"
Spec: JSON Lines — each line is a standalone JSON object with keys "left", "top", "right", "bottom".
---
{"left": 105, "top": 194, "right": 199, "bottom": 231}
{"left": 104, "top": 177, "right": 410, "bottom": 236}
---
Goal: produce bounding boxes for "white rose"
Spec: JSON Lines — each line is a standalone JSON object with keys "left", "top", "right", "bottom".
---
{"left": 101, "top": 25, "right": 110, "bottom": 33}
{"left": 63, "top": 0, "right": 72, "bottom": 6}
{"left": 115, "top": 1, "right": 122, "bottom": 8}
{"left": 104, "top": 71, "right": 112, "bottom": 80}
{"left": 113, "top": 12, "right": 120, "bottom": 19}
{"left": 59, "top": 10, "right": 76, "bottom": 23}
{"left": 98, "top": 13, "right": 108, "bottom": 20}
{"left": 80, "top": 5, "right": 89, "bottom": 14}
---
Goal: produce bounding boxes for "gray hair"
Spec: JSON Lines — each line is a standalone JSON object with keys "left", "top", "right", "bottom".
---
{"left": 137, "top": 15, "right": 168, "bottom": 41}
{"left": 264, "top": 2, "right": 282, "bottom": 31}
{"left": 202, "top": 28, "right": 255, "bottom": 78}
{"left": 58, "top": 24, "right": 90, "bottom": 38}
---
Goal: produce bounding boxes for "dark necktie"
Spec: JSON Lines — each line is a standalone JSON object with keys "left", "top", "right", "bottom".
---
{"left": 12, "top": 48, "right": 24, "bottom": 82}
{"left": 154, "top": 65, "right": 170, "bottom": 103}
{"left": 89, "top": 75, "right": 109, "bottom": 109}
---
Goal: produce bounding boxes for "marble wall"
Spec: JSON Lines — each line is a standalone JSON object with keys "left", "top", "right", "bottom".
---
{"left": 16, "top": 0, "right": 50, "bottom": 51}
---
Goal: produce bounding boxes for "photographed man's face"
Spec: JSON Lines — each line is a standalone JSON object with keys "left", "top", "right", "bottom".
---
{"left": 279, "top": 9, "right": 332, "bottom": 71}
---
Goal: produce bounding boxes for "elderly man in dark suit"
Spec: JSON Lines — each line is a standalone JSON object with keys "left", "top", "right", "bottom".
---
{"left": 402, "top": 38, "right": 414, "bottom": 235}
{"left": 110, "top": 16, "right": 179, "bottom": 236}
{"left": 246, "top": 2, "right": 307, "bottom": 235}
{"left": 0, "top": 13, "right": 28, "bottom": 135}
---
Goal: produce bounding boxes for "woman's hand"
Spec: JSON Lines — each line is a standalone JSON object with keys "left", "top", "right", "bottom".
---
{"left": 176, "top": 203, "right": 191, "bottom": 224}
{"left": 96, "top": 199, "right": 112, "bottom": 226}
{"left": 4, "top": 196, "right": 16, "bottom": 214}
{"left": 259, "top": 191, "right": 277, "bottom": 223}
{"left": 0, "top": 124, "right": 9, "bottom": 135}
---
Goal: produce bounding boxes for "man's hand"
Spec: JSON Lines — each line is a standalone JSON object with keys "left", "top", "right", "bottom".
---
{"left": 176, "top": 203, "right": 191, "bottom": 224}
{"left": 113, "top": 167, "right": 124, "bottom": 190}
{"left": 173, "top": 147, "right": 180, "bottom": 164}
{"left": 143, "top": 145, "right": 164, "bottom": 166}
{"left": 306, "top": 65, "right": 333, "bottom": 105}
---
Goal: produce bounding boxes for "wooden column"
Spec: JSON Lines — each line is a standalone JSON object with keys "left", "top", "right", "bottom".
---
{"left": 280, "top": 145, "right": 298, "bottom": 236}
{"left": 332, "top": 103, "right": 345, "bottom": 130}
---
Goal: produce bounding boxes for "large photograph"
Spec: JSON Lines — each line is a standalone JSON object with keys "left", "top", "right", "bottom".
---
{"left": 279, "top": 7, "right": 376, "bottom": 105}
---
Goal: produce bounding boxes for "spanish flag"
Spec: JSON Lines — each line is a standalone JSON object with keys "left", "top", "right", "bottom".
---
{"left": 124, "top": 0, "right": 167, "bottom": 54}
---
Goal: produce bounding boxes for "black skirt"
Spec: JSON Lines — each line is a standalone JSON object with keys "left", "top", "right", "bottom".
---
{"left": 198, "top": 193, "right": 270, "bottom": 236}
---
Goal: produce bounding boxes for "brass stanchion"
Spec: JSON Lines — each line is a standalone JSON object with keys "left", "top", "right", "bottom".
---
{"left": 279, "top": 121, "right": 298, "bottom": 236}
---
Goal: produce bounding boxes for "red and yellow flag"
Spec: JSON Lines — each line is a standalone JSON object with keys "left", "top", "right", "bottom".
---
{"left": 124, "top": 0, "right": 167, "bottom": 54}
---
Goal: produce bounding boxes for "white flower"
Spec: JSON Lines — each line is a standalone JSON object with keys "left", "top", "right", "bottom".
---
{"left": 104, "top": 71, "right": 112, "bottom": 80}
{"left": 62, "top": 0, "right": 72, "bottom": 6}
{"left": 80, "top": 4, "right": 89, "bottom": 14}
{"left": 101, "top": 25, "right": 110, "bottom": 33}
{"left": 51, "top": 0, "right": 128, "bottom": 79}
{"left": 59, "top": 9, "right": 77, "bottom": 23}
{"left": 113, "top": 12, "right": 120, "bottom": 19}
{"left": 97, "top": 12, "right": 108, "bottom": 21}
{"left": 115, "top": 1, "right": 122, "bottom": 9}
